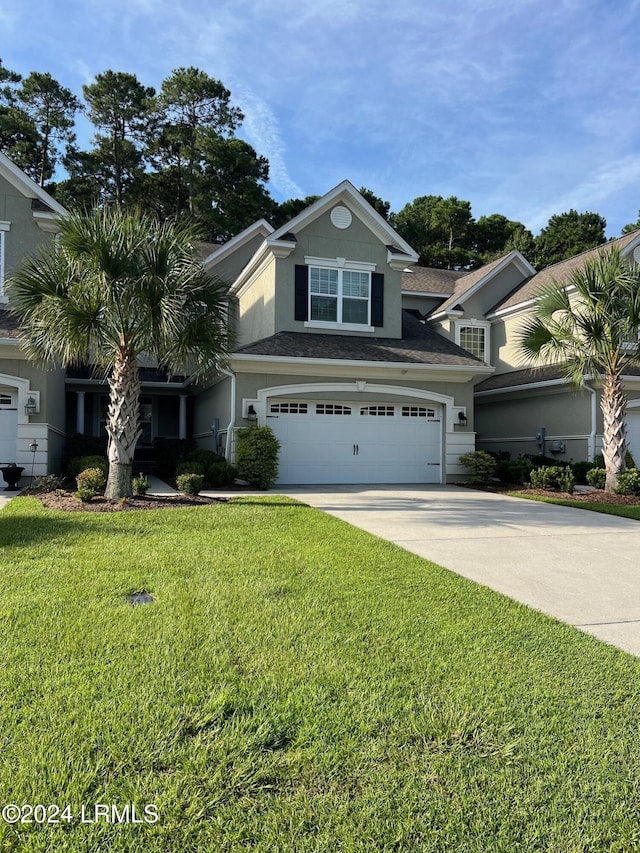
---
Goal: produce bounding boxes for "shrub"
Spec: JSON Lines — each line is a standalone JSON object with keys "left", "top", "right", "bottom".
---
{"left": 62, "top": 434, "right": 107, "bottom": 471}
{"left": 175, "top": 461, "right": 205, "bottom": 477}
{"left": 74, "top": 486, "right": 95, "bottom": 503}
{"left": 493, "top": 453, "right": 533, "bottom": 485}
{"left": 153, "top": 438, "right": 195, "bottom": 478}
{"left": 76, "top": 467, "right": 106, "bottom": 492}
{"left": 22, "top": 474, "right": 67, "bottom": 494}
{"left": 207, "top": 462, "right": 238, "bottom": 487}
{"left": 68, "top": 455, "right": 108, "bottom": 479}
{"left": 586, "top": 468, "right": 606, "bottom": 489}
{"left": 614, "top": 468, "right": 640, "bottom": 496}
{"left": 132, "top": 474, "right": 150, "bottom": 495}
{"left": 185, "top": 449, "right": 226, "bottom": 470}
{"left": 236, "top": 426, "right": 280, "bottom": 489}
{"left": 529, "top": 465, "right": 575, "bottom": 493}
{"left": 176, "top": 473, "right": 204, "bottom": 496}
{"left": 458, "top": 451, "right": 496, "bottom": 485}
{"left": 572, "top": 460, "right": 597, "bottom": 485}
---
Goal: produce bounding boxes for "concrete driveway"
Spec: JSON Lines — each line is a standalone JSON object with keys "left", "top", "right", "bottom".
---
{"left": 277, "top": 484, "right": 640, "bottom": 657}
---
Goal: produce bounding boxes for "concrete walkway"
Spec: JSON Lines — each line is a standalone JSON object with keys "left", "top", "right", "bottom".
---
{"left": 273, "top": 484, "right": 640, "bottom": 657}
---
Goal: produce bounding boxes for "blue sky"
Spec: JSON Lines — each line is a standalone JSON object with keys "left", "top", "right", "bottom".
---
{"left": 3, "top": 0, "right": 640, "bottom": 236}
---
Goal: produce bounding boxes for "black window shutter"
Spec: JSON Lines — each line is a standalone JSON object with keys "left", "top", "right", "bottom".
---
{"left": 371, "top": 272, "right": 384, "bottom": 327}
{"left": 294, "top": 265, "right": 309, "bottom": 321}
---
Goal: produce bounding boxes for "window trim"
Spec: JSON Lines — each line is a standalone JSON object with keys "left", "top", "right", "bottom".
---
{"left": 303, "top": 256, "right": 376, "bottom": 332}
{"left": 454, "top": 319, "right": 491, "bottom": 363}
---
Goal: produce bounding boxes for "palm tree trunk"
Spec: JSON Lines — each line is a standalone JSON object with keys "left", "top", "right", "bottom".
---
{"left": 601, "top": 372, "right": 627, "bottom": 492}
{"left": 105, "top": 346, "right": 141, "bottom": 499}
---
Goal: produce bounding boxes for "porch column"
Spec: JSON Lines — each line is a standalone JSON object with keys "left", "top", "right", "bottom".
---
{"left": 76, "top": 391, "right": 85, "bottom": 434}
{"left": 179, "top": 394, "right": 188, "bottom": 440}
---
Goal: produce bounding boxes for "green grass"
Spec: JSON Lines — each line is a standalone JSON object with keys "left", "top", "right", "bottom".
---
{"left": 508, "top": 490, "right": 640, "bottom": 520}
{"left": 2, "top": 496, "right": 640, "bottom": 851}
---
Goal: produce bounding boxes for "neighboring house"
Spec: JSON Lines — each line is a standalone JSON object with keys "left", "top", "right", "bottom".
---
{"left": 198, "top": 181, "right": 492, "bottom": 484}
{"left": 0, "top": 152, "right": 216, "bottom": 476}
{"left": 400, "top": 228, "right": 640, "bottom": 466}
{"left": 0, "top": 152, "right": 67, "bottom": 476}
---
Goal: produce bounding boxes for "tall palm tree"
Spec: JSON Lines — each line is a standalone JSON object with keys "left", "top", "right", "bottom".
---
{"left": 519, "top": 245, "right": 640, "bottom": 492}
{"left": 8, "top": 207, "right": 229, "bottom": 498}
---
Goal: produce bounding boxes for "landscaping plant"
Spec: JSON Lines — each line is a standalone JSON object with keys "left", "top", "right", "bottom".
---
{"left": 459, "top": 450, "right": 496, "bottom": 485}
{"left": 236, "top": 426, "right": 280, "bottom": 489}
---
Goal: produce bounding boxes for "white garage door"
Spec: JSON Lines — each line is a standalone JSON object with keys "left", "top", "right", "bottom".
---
{"left": 267, "top": 399, "right": 442, "bottom": 485}
{"left": 0, "top": 389, "right": 18, "bottom": 464}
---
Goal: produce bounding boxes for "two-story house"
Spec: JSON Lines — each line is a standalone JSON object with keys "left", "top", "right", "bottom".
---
{"left": 196, "top": 181, "right": 492, "bottom": 484}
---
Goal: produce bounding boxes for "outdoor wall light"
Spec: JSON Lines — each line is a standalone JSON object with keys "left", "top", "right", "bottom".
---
{"left": 458, "top": 410, "right": 468, "bottom": 425}
{"left": 25, "top": 396, "right": 37, "bottom": 416}
{"left": 246, "top": 405, "right": 258, "bottom": 422}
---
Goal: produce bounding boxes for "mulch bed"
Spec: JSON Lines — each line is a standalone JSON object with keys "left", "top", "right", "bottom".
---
{"left": 470, "top": 482, "right": 640, "bottom": 506}
{"left": 33, "top": 492, "right": 229, "bottom": 512}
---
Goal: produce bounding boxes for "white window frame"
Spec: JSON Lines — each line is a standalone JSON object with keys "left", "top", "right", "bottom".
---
{"left": 454, "top": 319, "right": 491, "bottom": 363}
{"left": 304, "top": 255, "right": 375, "bottom": 332}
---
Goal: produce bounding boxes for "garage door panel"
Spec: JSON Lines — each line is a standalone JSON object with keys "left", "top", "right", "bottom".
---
{"left": 269, "top": 399, "right": 442, "bottom": 485}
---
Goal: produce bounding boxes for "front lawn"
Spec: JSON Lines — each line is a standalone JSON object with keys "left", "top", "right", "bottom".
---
{"left": 508, "top": 490, "right": 640, "bottom": 521}
{"left": 2, "top": 496, "right": 640, "bottom": 851}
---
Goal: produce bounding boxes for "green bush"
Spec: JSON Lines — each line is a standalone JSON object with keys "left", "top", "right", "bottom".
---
{"left": 572, "top": 460, "right": 597, "bottom": 485}
{"left": 586, "top": 468, "right": 606, "bottom": 489}
{"left": 529, "top": 465, "right": 575, "bottom": 493}
{"left": 132, "top": 474, "right": 150, "bottom": 495}
{"left": 207, "top": 462, "right": 238, "bottom": 487}
{"left": 76, "top": 467, "right": 106, "bottom": 492}
{"left": 153, "top": 438, "right": 195, "bottom": 478}
{"left": 185, "top": 449, "right": 226, "bottom": 469}
{"left": 22, "top": 474, "right": 67, "bottom": 494}
{"left": 458, "top": 451, "right": 496, "bottom": 485}
{"left": 614, "top": 468, "right": 640, "bottom": 496}
{"left": 493, "top": 453, "right": 533, "bottom": 485}
{"left": 68, "top": 455, "right": 108, "bottom": 479}
{"left": 175, "top": 461, "right": 205, "bottom": 477}
{"left": 176, "top": 473, "right": 204, "bottom": 496}
{"left": 74, "top": 486, "right": 95, "bottom": 503}
{"left": 236, "top": 426, "right": 280, "bottom": 489}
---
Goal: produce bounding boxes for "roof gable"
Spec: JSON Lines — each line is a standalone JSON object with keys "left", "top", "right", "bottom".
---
{"left": 0, "top": 151, "right": 67, "bottom": 219}
{"left": 488, "top": 229, "right": 640, "bottom": 316}
{"left": 430, "top": 251, "right": 536, "bottom": 318}
{"left": 267, "top": 181, "right": 418, "bottom": 267}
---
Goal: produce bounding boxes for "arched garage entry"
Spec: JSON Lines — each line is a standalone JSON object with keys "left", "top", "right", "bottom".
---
{"left": 247, "top": 382, "right": 459, "bottom": 485}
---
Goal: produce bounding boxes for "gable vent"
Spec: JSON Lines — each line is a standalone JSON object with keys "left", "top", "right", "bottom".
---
{"left": 330, "top": 205, "right": 352, "bottom": 230}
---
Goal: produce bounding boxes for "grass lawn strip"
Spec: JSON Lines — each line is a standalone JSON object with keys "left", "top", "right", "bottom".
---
{"left": 1, "top": 495, "right": 640, "bottom": 850}
{"left": 507, "top": 490, "right": 640, "bottom": 521}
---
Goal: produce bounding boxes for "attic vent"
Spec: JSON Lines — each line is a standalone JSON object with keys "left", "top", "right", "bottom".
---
{"left": 330, "top": 205, "right": 352, "bottom": 230}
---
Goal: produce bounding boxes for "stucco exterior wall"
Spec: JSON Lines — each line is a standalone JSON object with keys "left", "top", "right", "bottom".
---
{"left": 475, "top": 385, "right": 592, "bottom": 462}
{"left": 235, "top": 256, "right": 276, "bottom": 347}
{"left": 0, "top": 174, "right": 54, "bottom": 290}
{"left": 273, "top": 208, "right": 404, "bottom": 339}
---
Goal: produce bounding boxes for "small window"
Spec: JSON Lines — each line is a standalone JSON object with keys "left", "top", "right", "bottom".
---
{"left": 360, "top": 406, "right": 394, "bottom": 416}
{"left": 0, "top": 393, "right": 12, "bottom": 406}
{"left": 458, "top": 325, "right": 487, "bottom": 361}
{"left": 269, "top": 402, "right": 308, "bottom": 414}
{"left": 401, "top": 406, "right": 436, "bottom": 418}
{"left": 316, "top": 404, "right": 352, "bottom": 415}
{"left": 309, "top": 266, "right": 371, "bottom": 326}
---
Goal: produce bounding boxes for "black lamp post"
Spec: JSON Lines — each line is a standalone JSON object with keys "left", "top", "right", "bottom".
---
{"left": 29, "top": 440, "right": 38, "bottom": 480}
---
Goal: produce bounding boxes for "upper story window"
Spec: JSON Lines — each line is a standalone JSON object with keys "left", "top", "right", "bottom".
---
{"left": 309, "top": 266, "right": 370, "bottom": 325}
{"left": 455, "top": 320, "right": 490, "bottom": 363}
{"left": 295, "top": 258, "right": 384, "bottom": 332}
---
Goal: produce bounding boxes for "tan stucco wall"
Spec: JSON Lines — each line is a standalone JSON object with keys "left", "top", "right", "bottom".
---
{"left": 235, "top": 257, "right": 276, "bottom": 347}
{"left": 0, "top": 174, "right": 54, "bottom": 288}
{"left": 462, "top": 265, "right": 527, "bottom": 318}
{"left": 475, "top": 385, "right": 592, "bottom": 462}
{"left": 274, "top": 207, "right": 403, "bottom": 339}
{"left": 490, "top": 312, "right": 531, "bottom": 372}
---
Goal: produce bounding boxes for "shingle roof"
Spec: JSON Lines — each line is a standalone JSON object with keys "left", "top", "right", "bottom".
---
{"left": 234, "top": 311, "right": 484, "bottom": 367}
{"left": 475, "top": 365, "right": 568, "bottom": 392}
{"left": 401, "top": 265, "right": 463, "bottom": 295}
{"left": 490, "top": 230, "right": 640, "bottom": 314}
{"left": 429, "top": 254, "right": 514, "bottom": 314}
